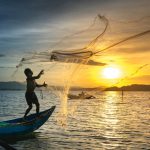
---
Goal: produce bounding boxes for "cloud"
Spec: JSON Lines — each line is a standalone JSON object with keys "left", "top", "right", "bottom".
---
{"left": 0, "top": 0, "right": 149, "bottom": 54}
{"left": 87, "top": 60, "right": 106, "bottom": 66}
{"left": 0, "top": 0, "right": 106, "bottom": 31}
{"left": 0, "top": 66, "right": 14, "bottom": 68}
{"left": 0, "top": 54, "right": 5, "bottom": 57}
{"left": 114, "top": 47, "right": 150, "bottom": 54}
{"left": 128, "top": 75, "right": 150, "bottom": 84}
{"left": 0, "top": 0, "right": 103, "bottom": 53}
{"left": 0, "top": 0, "right": 63, "bottom": 29}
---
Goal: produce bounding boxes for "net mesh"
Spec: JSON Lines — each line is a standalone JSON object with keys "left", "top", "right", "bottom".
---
{"left": 15, "top": 14, "right": 150, "bottom": 126}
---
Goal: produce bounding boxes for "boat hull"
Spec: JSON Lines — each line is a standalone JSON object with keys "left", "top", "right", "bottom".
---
{"left": 0, "top": 106, "right": 56, "bottom": 137}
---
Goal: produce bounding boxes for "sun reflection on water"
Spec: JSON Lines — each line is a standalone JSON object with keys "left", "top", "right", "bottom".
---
{"left": 100, "top": 92, "right": 121, "bottom": 148}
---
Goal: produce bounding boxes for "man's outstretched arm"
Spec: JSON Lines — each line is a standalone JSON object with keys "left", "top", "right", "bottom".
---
{"left": 36, "top": 82, "right": 47, "bottom": 88}
{"left": 33, "top": 70, "right": 44, "bottom": 79}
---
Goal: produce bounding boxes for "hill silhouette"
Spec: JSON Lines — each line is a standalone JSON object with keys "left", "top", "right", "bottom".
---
{"left": 105, "top": 84, "right": 150, "bottom": 91}
{"left": 0, "top": 81, "right": 25, "bottom": 90}
{"left": 0, "top": 82, "right": 150, "bottom": 91}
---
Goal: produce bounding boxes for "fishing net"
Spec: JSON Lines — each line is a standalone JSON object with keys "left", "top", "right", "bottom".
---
{"left": 15, "top": 14, "right": 150, "bottom": 125}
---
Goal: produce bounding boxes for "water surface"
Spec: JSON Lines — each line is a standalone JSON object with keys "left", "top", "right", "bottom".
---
{"left": 0, "top": 91, "right": 149, "bottom": 150}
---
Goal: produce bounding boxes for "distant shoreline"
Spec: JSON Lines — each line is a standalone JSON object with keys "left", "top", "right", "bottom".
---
{"left": 0, "top": 82, "right": 150, "bottom": 91}
{"left": 0, "top": 89, "right": 150, "bottom": 92}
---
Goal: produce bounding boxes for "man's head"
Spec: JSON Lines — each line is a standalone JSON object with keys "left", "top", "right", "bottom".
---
{"left": 24, "top": 68, "right": 33, "bottom": 77}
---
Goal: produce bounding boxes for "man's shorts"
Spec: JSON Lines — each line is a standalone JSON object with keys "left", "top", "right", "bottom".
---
{"left": 25, "top": 92, "right": 39, "bottom": 106}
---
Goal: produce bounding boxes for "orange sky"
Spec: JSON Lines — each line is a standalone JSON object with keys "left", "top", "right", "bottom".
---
{"left": 0, "top": 0, "right": 149, "bottom": 88}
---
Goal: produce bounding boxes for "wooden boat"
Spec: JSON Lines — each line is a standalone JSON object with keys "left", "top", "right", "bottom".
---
{"left": 0, "top": 106, "right": 56, "bottom": 137}
{"left": 68, "top": 92, "right": 96, "bottom": 99}
{"left": 68, "top": 94, "right": 95, "bottom": 99}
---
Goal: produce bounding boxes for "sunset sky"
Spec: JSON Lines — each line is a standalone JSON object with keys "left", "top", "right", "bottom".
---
{"left": 0, "top": 0, "right": 149, "bottom": 87}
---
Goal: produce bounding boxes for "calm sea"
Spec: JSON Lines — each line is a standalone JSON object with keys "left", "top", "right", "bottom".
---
{"left": 0, "top": 90, "right": 150, "bottom": 150}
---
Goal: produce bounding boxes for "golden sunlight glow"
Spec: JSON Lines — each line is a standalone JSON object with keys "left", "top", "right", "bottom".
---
{"left": 102, "top": 67, "right": 121, "bottom": 79}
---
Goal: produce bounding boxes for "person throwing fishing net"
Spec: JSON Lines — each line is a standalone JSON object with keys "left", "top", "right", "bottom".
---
{"left": 23, "top": 68, "right": 47, "bottom": 120}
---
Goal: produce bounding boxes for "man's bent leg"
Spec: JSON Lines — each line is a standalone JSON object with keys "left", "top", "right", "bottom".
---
{"left": 35, "top": 103, "right": 40, "bottom": 116}
{"left": 24, "top": 105, "right": 32, "bottom": 118}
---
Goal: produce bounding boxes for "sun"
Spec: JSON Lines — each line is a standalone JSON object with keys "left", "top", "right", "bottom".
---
{"left": 102, "top": 67, "right": 121, "bottom": 79}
